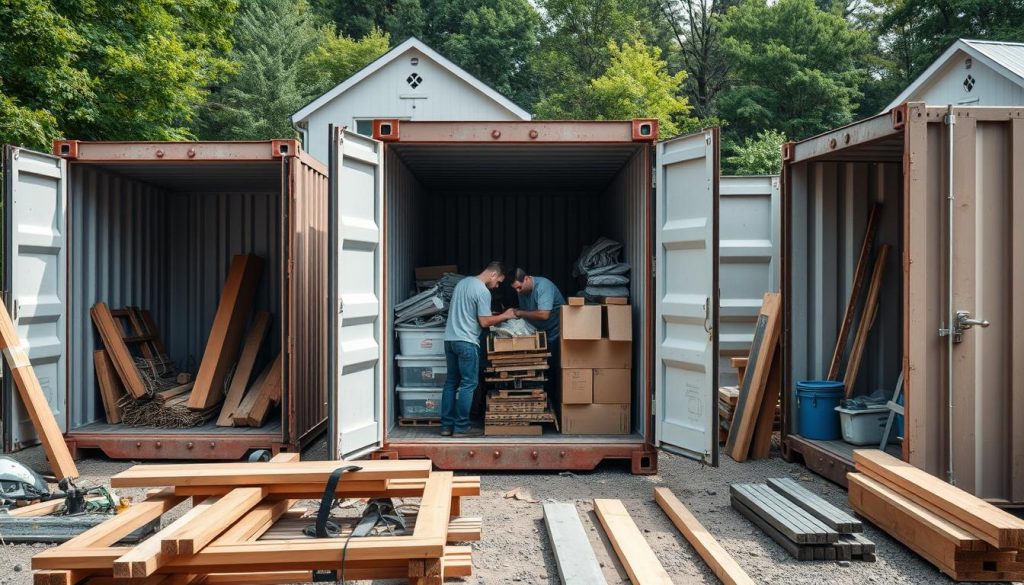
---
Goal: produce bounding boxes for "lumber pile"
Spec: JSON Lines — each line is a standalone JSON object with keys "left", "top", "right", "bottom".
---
{"left": 718, "top": 384, "right": 779, "bottom": 445}
{"left": 731, "top": 478, "right": 875, "bottom": 561}
{"left": 483, "top": 331, "right": 557, "bottom": 435}
{"left": 726, "top": 292, "right": 782, "bottom": 461}
{"left": 32, "top": 455, "right": 481, "bottom": 585}
{"left": 849, "top": 449, "right": 1024, "bottom": 581}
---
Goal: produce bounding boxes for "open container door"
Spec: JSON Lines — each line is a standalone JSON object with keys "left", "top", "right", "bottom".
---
{"left": 327, "top": 127, "right": 384, "bottom": 459}
{"left": 654, "top": 130, "right": 720, "bottom": 465}
{"left": 2, "top": 146, "right": 68, "bottom": 452}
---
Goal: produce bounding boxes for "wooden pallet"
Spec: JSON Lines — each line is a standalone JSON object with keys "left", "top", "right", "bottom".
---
{"left": 399, "top": 417, "right": 441, "bottom": 427}
{"left": 489, "top": 388, "right": 545, "bottom": 398}
{"left": 487, "top": 331, "right": 547, "bottom": 353}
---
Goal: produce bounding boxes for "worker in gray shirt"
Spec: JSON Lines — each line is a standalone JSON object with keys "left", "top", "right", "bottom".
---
{"left": 441, "top": 261, "right": 515, "bottom": 437}
{"left": 509, "top": 268, "right": 566, "bottom": 341}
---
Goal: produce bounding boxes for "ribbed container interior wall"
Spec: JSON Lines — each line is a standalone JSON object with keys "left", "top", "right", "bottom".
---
{"left": 68, "top": 164, "right": 282, "bottom": 431}
{"left": 287, "top": 155, "right": 330, "bottom": 443}
{"left": 69, "top": 165, "right": 168, "bottom": 429}
{"left": 602, "top": 148, "right": 649, "bottom": 429}
{"left": 787, "top": 160, "right": 903, "bottom": 425}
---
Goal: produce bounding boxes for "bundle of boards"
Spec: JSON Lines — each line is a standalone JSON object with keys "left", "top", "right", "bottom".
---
{"left": 848, "top": 449, "right": 1024, "bottom": 581}
{"left": 483, "top": 331, "right": 557, "bottom": 435}
{"left": 731, "top": 477, "right": 876, "bottom": 561}
{"left": 32, "top": 455, "right": 481, "bottom": 585}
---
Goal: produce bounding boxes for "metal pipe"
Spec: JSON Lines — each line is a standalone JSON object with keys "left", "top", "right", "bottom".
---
{"left": 944, "top": 106, "right": 956, "bottom": 484}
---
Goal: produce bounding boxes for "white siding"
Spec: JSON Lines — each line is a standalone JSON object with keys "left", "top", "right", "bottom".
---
{"left": 302, "top": 48, "right": 523, "bottom": 163}
{"left": 903, "top": 50, "right": 1024, "bottom": 107}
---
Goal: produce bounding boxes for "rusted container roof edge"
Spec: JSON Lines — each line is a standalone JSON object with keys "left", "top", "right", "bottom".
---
{"left": 52, "top": 139, "right": 304, "bottom": 163}
{"left": 372, "top": 119, "right": 660, "bottom": 143}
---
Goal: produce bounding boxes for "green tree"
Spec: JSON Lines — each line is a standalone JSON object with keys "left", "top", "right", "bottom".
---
{"left": 0, "top": 0, "right": 236, "bottom": 149}
{"left": 716, "top": 0, "right": 871, "bottom": 142}
{"left": 725, "top": 129, "right": 786, "bottom": 174}
{"left": 588, "top": 39, "right": 697, "bottom": 135}
{"left": 298, "top": 27, "right": 391, "bottom": 100}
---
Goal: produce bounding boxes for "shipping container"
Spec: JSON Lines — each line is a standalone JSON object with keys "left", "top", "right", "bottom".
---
{"left": 2, "top": 140, "right": 329, "bottom": 460}
{"left": 780, "top": 102, "right": 1024, "bottom": 505}
{"left": 327, "top": 119, "right": 733, "bottom": 473}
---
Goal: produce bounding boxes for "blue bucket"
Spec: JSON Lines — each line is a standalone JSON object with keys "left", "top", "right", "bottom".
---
{"left": 796, "top": 380, "right": 844, "bottom": 440}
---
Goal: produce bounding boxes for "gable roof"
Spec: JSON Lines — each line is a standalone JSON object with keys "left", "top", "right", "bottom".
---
{"left": 885, "top": 39, "right": 1024, "bottom": 110}
{"left": 292, "top": 37, "right": 531, "bottom": 123}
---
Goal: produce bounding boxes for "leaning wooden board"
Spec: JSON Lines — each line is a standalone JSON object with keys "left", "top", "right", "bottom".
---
{"left": 189, "top": 254, "right": 264, "bottom": 410}
{"left": 726, "top": 292, "right": 782, "bottom": 462}
{"left": 593, "top": 499, "right": 673, "bottom": 585}
{"left": 0, "top": 298, "right": 79, "bottom": 480}
{"left": 217, "top": 311, "right": 270, "bottom": 426}
{"left": 93, "top": 350, "right": 127, "bottom": 424}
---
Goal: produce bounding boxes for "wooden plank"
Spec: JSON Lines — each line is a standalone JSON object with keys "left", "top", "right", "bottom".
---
{"left": 110, "top": 459, "right": 432, "bottom": 488}
{"left": 853, "top": 450, "right": 1024, "bottom": 548}
{"left": 189, "top": 254, "right": 264, "bottom": 410}
{"left": 232, "top": 353, "right": 282, "bottom": 427}
{"left": 828, "top": 203, "right": 882, "bottom": 380}
{"left": 217, "top": 311, "right": 270, "bottom": 426}
{"left": 843, "top": 245, "right": 890, "bottom": 397}
{"left": 412, "top": 472, "right": 453, "bottom": 543}
{"left": 749, "top": 346, "right": 781, "bottom": 460}
{"left": 154, "top": 383, "right": 195, "bottom": 405}
{"left": 0, "top": 297, "right": 79, "bottom": 480}
{"left": 766, "top": 477, "right": 862, "bottom": 533}
{"left": 113, "top": 497, "right": 220, "bottom": 577}
{"left": 90, "top": 303, "right": 148, "bottom": 399}
{"left": 726, "top": 293, "right": 782, "bottom": 462}
{"left": 161, "top": 487, "right": 267, "bottom": 556}
{"left": 593, "top": 499, "right": 672, "bottom": 585}
{"left": 654, "top": 488, "right": 754, "bottom": 585}
{"left": 542, "top": 502, "right": 608, "bottom": 585}
{"left": 8, "top": 494, "right": 108, "bottom": 518}
{"left": 93, "top": 350, "right": 127, "bottom": 424}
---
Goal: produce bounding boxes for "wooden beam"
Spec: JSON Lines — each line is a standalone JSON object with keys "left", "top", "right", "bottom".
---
{"left": 828, "top": 203, "right": 882, "bottom": 380}
{"left": 593, "top": 499, "right": 673, "bottom": 585}
{"left": 89, "top": 303, "right": 148, "bottom": 399}
{"left": 655, "top": 488, "right": 754, "bottom": 585}
{"left": 542, "top": 502, "right": 608, "bottom": 585}
{"left": 93, "top": 350, "right": 127, "bottom": 424}
{"left": 727, "top": 292, "right": 782, "bottom": 462}
{"left": 842, "top": 244, "right": 889, "bottom": 397}
{"left": 854, "top": 450, "right": 1024, "bottom": 548}
{"left": 749, "top": 346, "right": 781, "bottom": 460}
{"left": 217, "top": 311, "right": 270, "bottom": 426}
{"left": 161, "top": 487, "right": 266, "bottom": 556}
{"left": 231, "top": 353, "right": 282, "bottom": 427}
{"left": 172, "top": 475, "right": 480, "bottom": 499}
{"left": 189, "top": 254, "right": 264, "bottom": 410}
{"left": 412, "top": 472, "right": 453, "bottom": 542}
{"left": 114, "top": 497, "right": 220, "bottom": 577}
{"left": 0, "top": 297, "right": 79, "bottom": 480}
{"left": 110, "top": 459, "right": 432, "bottom": 488}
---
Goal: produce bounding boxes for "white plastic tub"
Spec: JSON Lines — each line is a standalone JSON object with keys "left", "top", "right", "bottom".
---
{"left": 396, "top": 386, "right": 443, "bottom": 419}
{"left": 396, "top": 355, "right": 447, "bottom": 387}
{"left": 835, "top": 405, "right": 890, "bottom": 446}
{"left": 395, "top": 327, "right": 445, "bottom": 356}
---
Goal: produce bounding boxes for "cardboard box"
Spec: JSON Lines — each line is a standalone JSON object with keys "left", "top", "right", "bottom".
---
{"left": 603, "top": 305, "right": 632, "bottom": 341}
{"left": 562, "top": 369, "right": 593, "bottom": 404}
{"left": 561, "top": 403, "right": 630, "bottom": 435}
{"left": 561, "top": 305, "right": 602, "bottom": 340}
{"left": 560, "top": 339, "right": 631, "bottom": 369}
{"left": 593, "top": 369, "right": 631, "bottom": 404}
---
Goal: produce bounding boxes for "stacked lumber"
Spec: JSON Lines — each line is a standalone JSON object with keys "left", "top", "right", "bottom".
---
{"left": 849, "top": 449, "right": 1024, "bottom": 581}
{"left": 726, "top": 292, "right": 782, "bottom": 461}
{"left": 719, "top": 384, "right": 779, "bottom": 445}
{"left": 731, "top": 478, "right": 875, "bottom": 561}
{"left": 32, "top": 455, "right": 481, "bottom": 585}
{"left": 484, "top": 332, "right": 557, "bottom": 435}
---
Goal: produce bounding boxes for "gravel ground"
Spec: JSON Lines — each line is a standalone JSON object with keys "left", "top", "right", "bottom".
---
{"left": 0, "top": 439, "right": 1015, "bottom": 585}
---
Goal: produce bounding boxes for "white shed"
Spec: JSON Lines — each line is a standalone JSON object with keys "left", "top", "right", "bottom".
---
{"left": 885, "top": 39, "right": 1024, "bottom": 111}
{"left": 292, "top": 37, "right": 531, "bottom": 163}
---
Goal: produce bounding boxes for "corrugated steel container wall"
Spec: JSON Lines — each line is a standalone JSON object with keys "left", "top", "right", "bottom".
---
{"left": 287, "top": 153, "right": 330, "bottom": 444}
{"left": 782, "top": 103, "right": 1024, "bottom": 503}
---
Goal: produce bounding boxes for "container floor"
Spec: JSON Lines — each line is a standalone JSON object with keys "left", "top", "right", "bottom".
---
{"left": 388, "top": 425, "right": 644, "bottom": 443}
{"left": 804, "top": 437, "right": 901, "bottom": 462}
{"left": 71, "top": 418, "right": 282, "bottom": 436}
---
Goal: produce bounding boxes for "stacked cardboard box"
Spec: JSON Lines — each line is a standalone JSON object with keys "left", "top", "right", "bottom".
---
{"left": 559, "top": 299, "right": 632, "bottom": 434}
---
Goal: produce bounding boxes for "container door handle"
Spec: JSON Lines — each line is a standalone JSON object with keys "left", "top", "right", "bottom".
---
{"left": 703, "top": 297, "right": 712, "bottom": 339}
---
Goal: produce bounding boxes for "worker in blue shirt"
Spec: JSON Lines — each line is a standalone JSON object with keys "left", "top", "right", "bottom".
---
{"left": 509, "top": 268, "right": 566, "bottom": 397}
{"left": 441, "top": 261, "right": 515, "bottom": 437}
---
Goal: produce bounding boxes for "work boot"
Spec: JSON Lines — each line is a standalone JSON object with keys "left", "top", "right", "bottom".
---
{"left": 452, "top": 427, "right": 484, "bottom": 438}
{"left": 440, "top": 428, "right": 453, "bottom": 437}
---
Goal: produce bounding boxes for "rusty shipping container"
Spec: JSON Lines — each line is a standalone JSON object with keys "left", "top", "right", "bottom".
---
{"left": 2, "top": 140, "right": 330, "bottom": 459}
{"left": 780, "top": 102, "right": 1024, "bottom": 504}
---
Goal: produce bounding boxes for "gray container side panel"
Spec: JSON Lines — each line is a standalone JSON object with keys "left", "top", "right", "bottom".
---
{"left": 718, "top": 175, "right": 780, "bottom": 386}
{"left": 168, "top": 191, "right": 282, "bottom": 377}
{"left": 787, "top": 161, "right": 903, "bottom": 415}
{"left": 69, "top": 165, "right": 169, "bottom": 429}
{"left": 386, "top": 149, "right": 429, "bottom": 428}
{"left": 603, "top": 148, "right": 648, "bottom": 433}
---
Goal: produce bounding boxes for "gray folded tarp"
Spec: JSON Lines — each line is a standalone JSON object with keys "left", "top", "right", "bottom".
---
{"left": 394, "top": 272, "right": 467, "bottom": 325}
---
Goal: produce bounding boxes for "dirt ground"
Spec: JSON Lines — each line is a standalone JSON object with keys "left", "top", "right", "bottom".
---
{"left": 0, "top": 438, "right": 1015, "bottom": 585}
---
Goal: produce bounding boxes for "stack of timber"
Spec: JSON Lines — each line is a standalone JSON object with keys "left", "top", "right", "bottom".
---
{"left": 32, "top": 454, "right": 481, "bottom": 585}
{"left": 849, "top": 449, "right": 1024, "bottom": 581}
{"left": 719, "top": 384, "right": 779, "bottom": 445}
{"left": 484, "top": 331, "right": 557, "bottom": 435}
{"left": 731, "top": 478, "right": 875, "bottom": 561}
{"left": 726, "top": 292, "right": 782, "bottom": 461}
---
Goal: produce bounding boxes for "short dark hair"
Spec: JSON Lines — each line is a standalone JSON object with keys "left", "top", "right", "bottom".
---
{"left": 510, "top": 267, "right": 528, "bottom": 284}
{"left": 484, "top": 260, "right": 506, "bottom": 275}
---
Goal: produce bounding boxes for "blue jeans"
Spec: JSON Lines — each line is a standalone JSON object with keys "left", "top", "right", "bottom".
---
{"left": 441, "top": 341, "right": 480, "bottom": 433}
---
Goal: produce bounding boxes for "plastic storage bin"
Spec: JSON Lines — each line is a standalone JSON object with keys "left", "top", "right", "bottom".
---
{"left": 796, "top": 380, "right": 844, "bottom": 440}
{"left": 835, "top": 405, "right": 890, "bottom": 445}
{"left": 396, "top": 386, "right": 443, "bottom": 419}
{"left": 396, "top": 355, "right": 448, "bottom": 388}
{"left": 396, "top": 327, "right": 445, "bottom": 356}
